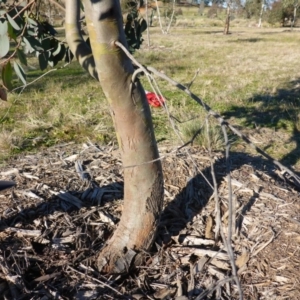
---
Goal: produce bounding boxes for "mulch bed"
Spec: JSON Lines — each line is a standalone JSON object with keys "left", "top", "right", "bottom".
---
{"left": 0, "top": 142, "right": 299, "bottom": 299}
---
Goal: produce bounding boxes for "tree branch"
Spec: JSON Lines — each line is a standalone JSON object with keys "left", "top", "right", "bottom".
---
{"left": 65, "top": 0, "right": 98, "bottom": 80}
{"left": 221, "top": 123, "right": 243, "bottom": 300}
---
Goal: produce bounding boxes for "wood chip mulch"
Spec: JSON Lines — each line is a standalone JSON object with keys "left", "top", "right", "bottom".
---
{"left": 0, "top": 142, "right": 300, "bottom": 300}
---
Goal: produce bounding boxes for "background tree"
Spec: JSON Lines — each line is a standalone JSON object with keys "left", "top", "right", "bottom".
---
{"left": 207, "top": 3, "right": 220, "bottom": 18}
{"left": 224, "top": 0, "right": 232, "bottom": 34}
{"left": 198, "top": 0, "right": 206, "bottom": 15}
{"left": 244, "top": 0, "right": 264, "bottom": 18}
{"left": 241, "top": 0, "right": 271, "bottom": 26}
{"left": 257, "top": 0, "right": 265, "bottom": 27}
{"left": 209, "top": 0, "right": 238, "bottom": 35}
{"left": 282, "top": 0, "right": 300, "bottom": 28}
{"left": 0, "top": 0, "right": 164, "bottom": 273}
{"left": 267, "top": 0, "right": 296, "bottom": 26}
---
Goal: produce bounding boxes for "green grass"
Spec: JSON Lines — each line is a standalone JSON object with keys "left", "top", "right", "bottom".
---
{"left": 1, "top": 22, "right": 300, "bottom": 169}
{"left": 0, "top": 61, "right": 114, "bottom": 160}
{"left": 138, "top": 26, "right": 300, "bottom": 168}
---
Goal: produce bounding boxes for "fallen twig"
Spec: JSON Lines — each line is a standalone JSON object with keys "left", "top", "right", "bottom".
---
{"left": 66, "top": 265, "right": 124, "bottom": 296}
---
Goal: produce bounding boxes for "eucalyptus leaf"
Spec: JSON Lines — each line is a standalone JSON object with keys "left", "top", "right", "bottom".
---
{"left": 0, "top": 18, "right": 7, "bottom": 35}
{"left": 22, "top": 36, "right": 34, "bottom": 53}
{"left": 7, "top": 22, "right": 16, "bottom": 39}
{"left": 41, "top": 37, "right": 50, "bottom": 50}
{"left": 54, "top": 43, "right": 66, "bottom": 61}
{"left": 42, "top": 22, "right": 57, "bottom": 36}
{"left": 38, "top": 52, "right": 48, "bottom": 71}
{"left": 27, "top": 17, "right": 37, "bottom": 26}
{"left": 52, "top": 42, "right": 61, "bottom": 56}
{"left": 6, "top": 13, "right": 20, "bottom": 30}
{"left": 0, "top": 34, "right": 9, "bottom": 58}
{"left": 1, "top": 60, "right": 13, "bottom": 90}
{"left": 27, "top": 29, "right": 36, "bottom": 36}
{"left": 48, "top": 43, "right": 65, "bottom": 67}
{"left": 139, "top": 18, "right": 147, "bottom": 33}
{"left": 48, "top": 59, "right": 54, "bottom": 67}
{"left": 24, "top": 36, "right": 43, "bottom": 51}
{"left": 17, "top": 48, "right": 27, "bottom": 66}
{"left": 9, "top": 7, "right": 25, "bottom": 28}
{"left": 13, "top": 61, "right": 26, "bottom": 85}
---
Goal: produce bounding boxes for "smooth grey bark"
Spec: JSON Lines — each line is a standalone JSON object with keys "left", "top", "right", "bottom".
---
{"left": 65, "top": 0, "right": 98, "bottom": 80}
{"left": 291, "top": 5, "right": 298, "bottom": 29}
{"left": 65, "top": 0, "right": 164, "bottom": 273}
{"left": 258, "top": 0, "right": 265, "bottom": 27}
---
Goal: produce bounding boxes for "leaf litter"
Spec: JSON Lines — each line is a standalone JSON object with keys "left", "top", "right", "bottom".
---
{"left": 0, "top": 142, "right": 299, "bottom": 299}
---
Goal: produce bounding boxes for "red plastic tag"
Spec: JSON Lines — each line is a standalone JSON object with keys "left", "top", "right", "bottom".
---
{"left": 145, "top": 92, "right": 165, "bottom": 108}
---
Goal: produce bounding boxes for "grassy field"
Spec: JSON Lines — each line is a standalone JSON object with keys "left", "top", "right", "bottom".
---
{"left": 1, "top": 16, "right": 300, "bottom": 169}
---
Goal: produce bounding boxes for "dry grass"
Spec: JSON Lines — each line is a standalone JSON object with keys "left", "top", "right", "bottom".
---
{"left": 0, "top": 64, "right": 115, "bottom": 160}
{"left": 1, "top": 23, "right": 300, "bottom": 169}
{"left": 136, "top": 26, "right": 300, "bottom": 169}
{"left": 0, "top": 129, "right": 20, "bottom": 157}
{"left": 181, "top": 117, "right": 226, "bottom": 150}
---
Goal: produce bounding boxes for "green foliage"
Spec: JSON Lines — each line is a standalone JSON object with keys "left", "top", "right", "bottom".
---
{"left": 13, "top": 61, "right": 26, "bottom": 85}
{"left": 207, "top": 4, "right": 220, "bottom": 18}
{"left": 1, "top": 60, "right": 13, "bottom": 90}
{"left": 0, "top": 1, "right": 147, "bottom": 91}
{"left": 0, "top": 33, "right": 9, "bottom": 58}
{"left": 282, "top": 0, "right": 300, "bottom": 8}
{"left": 0, "top": 18, "right": 8, "bottom": 35}
{"left": 0, "top": 18, "right": 9, "bottom": 58}
{"left": 268, "top": 0, "right": 295, "bottom": 25}
{"left": 123, "top": 1, "right": 147, "bottom": 53}
{"left": 16, "top": 48, "right": 27, "bottom": 66}
{"left": 0, "top": 5, "right": 65, "bottom": 89}
{"left": 244, "top": 0, "right": 264, "bottom": 18}
{"left": 6, "top": 12, "right": 21, "bottom": 30}
{"left": 268, "top": 1, "right": 285, "bottom": 24}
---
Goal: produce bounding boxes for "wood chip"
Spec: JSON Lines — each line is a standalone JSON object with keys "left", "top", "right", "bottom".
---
{"left": 153, "top": 287, "right": 176, "bottom": 299}
{"left": 22, "top": 172, "right": 39, "bottom": 180}
{"left": 180, "top": 235, "right": 215, "bottom": 246}
{"left": 64, "top": 154, "right": 78, "bottom": 162}
{"left": 57, "top": 192, "right": 82, "bottom": 209}
{"left": 0, "top": 168, "right": 19, "bottom": 176}
{"left": 235, "top": 251, "right": 250, "bottom": 269}
{"left": 172, "top": 247, "right": 229, "bottom": 261}
{"left": 205, "top": 215, "right": 214, "bottom": 239}
{"left": 274, "top": 276, "right": 289, "bottom": 283}
{"left": 0, "top": 143, "right": 299, "bottom": 299}
{"left": 5, "top": 227, "right": 41, "bottom": 237}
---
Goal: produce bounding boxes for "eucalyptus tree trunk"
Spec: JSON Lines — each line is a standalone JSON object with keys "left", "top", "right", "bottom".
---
{"left": 258, "top": 0, "right": 264, "bottom": 28}
{"left": 291, "top": 5, "right": 298, "bottom": 29}
{"left": 224, "top": 3, "right": 231, "bottom": 35}
{"left": 166, "top": 0, "right": 176, "bottom": 34}
{"left": 155, "top": 0, "right": 165, "bottom": 34}
{"left": 65, "top": 0, "right": 164, "bottom": 273}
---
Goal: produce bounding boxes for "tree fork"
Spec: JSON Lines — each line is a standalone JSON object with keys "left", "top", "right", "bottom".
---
{"left": 66, "top": 0, "right": 164, "bottom": 273}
